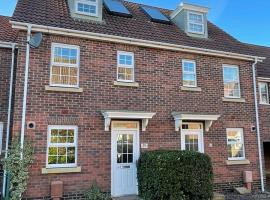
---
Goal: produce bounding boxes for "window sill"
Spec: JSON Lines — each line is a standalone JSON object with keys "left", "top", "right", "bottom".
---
{"left": 222, "top": 97, "right": 246, "bottom": 103}
{"left": 45, "top": 86, "right": 83, "bottom": 93}
{"left": 181, "top": 86, "right": 202, "bottom": 92}
{"left": 41, "top": 166, "right": 81, "bottom": 174}
{"left": 226, "top": 159, "right": 250, "bottom": 166}
{"left": 260, "top": 103, "right": 270, "bottom": 106}
{"left": 113, "top": 81, "right": 139, "bottom": 87}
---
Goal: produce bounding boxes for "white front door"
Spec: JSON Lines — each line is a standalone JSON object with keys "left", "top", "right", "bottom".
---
{"left": 111, "top": 121, "right": 139, "bottom": 197}
{"left": 181, "top": 122, "right": 204, "bottom": 153}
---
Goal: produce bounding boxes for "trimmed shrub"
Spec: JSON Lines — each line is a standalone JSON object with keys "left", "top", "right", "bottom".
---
{"left": 137, "top": 150, "right": 213, "bottom": 200}
{"left": 85, "top": 182, "right": 112, "bottom": 200}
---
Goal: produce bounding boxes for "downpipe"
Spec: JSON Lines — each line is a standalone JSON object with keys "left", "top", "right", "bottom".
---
{"left": 2, "top": 43, "right": 16, "bottom": 197}
{"left": 252, "top": 57, "right": 265, "bottom": 192}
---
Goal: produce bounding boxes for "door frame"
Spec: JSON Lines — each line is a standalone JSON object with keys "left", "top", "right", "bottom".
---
{"left": 181, "top": 122, "right": 204, "bottom": 153}
{"left": 0, "top": 122, "right": 3, "bottom": 155}
{"left": 111, "top": 121, "right": 140, "bottom": 197}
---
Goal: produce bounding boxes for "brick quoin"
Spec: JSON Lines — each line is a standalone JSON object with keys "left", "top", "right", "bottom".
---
{"left": 10, "top": 31, "right": 261, "bottom": 199}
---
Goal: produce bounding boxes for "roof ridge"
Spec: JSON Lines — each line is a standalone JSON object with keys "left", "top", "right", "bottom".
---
{"left": 246, "top": 43, "right": 270, "bottom": 49}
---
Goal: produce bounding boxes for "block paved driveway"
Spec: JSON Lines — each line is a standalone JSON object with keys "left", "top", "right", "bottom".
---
{"left": 226, "top": 193, "right": 270, "bottom": 200}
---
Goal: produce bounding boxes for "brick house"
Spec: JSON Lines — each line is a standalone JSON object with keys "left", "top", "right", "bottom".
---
{"left": 0, "top": 0, "right": 269, "bottom": 199}
{"left": 247, "top": 44, "right": 270, "bottom": 190}
{"left": 0, "top": 15, "right": 17, "bottom": 194}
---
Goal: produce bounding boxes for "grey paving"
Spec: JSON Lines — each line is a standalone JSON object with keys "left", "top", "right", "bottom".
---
{"left": 225, "top": 193, "right": 270, "bottom": 200}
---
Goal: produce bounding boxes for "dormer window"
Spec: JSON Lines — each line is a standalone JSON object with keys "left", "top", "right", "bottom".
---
{"left": 170, "top": 3, "right": 209, "bottom": 38}
{"left": 76, "top": 0, "right": 98, "bottom": 16}
{"left": 187, "top": 11, "right": 204, "bottom": 34}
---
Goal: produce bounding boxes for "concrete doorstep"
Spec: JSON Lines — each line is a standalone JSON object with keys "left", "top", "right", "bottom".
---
{"left": 112, "top": 195, "right": 140, "bottom": 200}
{"left": 213, "top": 192, "right": 225, "bottom": 200}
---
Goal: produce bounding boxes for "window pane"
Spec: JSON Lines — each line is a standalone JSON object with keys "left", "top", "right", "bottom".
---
{"left": 189, "top": 13, "right": 203, "bottom": 23}
{"left": 260, "top": 83, "right": 269, "bottom": 104}
{"left": 223, "top": 66, "right": 240, "bottom": 98}
{"left": 227, "top": 129, "right": 244, "bottom": 159}
{"left": 185, "top": 135, "right": 199, "bottom": 152}
{"left": 189, "top": 23, "right": 203, "bottom": 33}
{"left": 48, "top": 127, "right": 77, "bottom": 166}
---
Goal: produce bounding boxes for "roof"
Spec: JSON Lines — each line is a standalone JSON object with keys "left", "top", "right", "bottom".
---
{"left": 0, "top": 15, "right": 18, "bottom": 43}
{"left": 11, "top": 0, "right": 258, "bottom": 57}
{"left": 247, "top": 44, "right": 270, "bottom": 78}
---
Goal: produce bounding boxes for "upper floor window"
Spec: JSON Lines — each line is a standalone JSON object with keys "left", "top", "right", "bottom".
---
{"left": 226, "top": 128, "right": 245, "bottom": 160}
{"left": 47, "top": 125, "right": 78, "bottom": 168}
{"left": 117, "top": 51, "right": 135, "bottom": 82}
{"left": 51, "top": 43, "right": 80, "bottom": 88}
{"left": 76, "top": 0, "right": 98, "bottom": 16}
{"left": 187, "top": 11, "right": 204, "bottom": 34}
{"left": 259, "top": 82, "right": 269, "bottom": 104}
{"left": 182, "top": 60, "right": 197, "bottom": 87}
{"left": 223, "top": 65, "right": 240, "bottom": 98}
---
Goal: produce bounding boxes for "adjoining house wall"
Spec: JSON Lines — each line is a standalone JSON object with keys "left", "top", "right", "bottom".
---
{"left": 12, "top": 31, "right": 261, "bottom": 199}
{"left": 0, "top": 47, "right": 13, "bottom": 193}
{"left": 0, "top": 47, "right": 13, "bottom": 154}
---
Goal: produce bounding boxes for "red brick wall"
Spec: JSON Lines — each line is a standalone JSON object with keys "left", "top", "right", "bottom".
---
{"left": 0, "top": 47, "right": 12, "bottom": 154}
{"left": 13, "top": 31, "right": 261, "bottom": 198}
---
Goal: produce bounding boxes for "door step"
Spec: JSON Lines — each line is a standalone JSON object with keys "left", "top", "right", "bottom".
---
{"left": 213, "top": 192, "right": 225, "bottom": 200}
{"left": 112, "top": 195, "right": 140, "bottom": 200}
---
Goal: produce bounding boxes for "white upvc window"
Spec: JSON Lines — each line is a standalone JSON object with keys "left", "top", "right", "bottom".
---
{"left": 187, "top": 11, "right": 204, "bottom": 35}
{"left": 226, "top": 128, "right": 245, "bottom": 160}
{"left": 47, "top": 125, "right": 78, "bottom": 168}
{"left": 259, "top": 82, "right": 269, "bottom": 104}
{"left": 182, "top": 60, "right": 197, "bottom": 87}
{"left": 223, "top": 65, "right": 241, "bottom": 98}
{"left": 51, "top": 43, "right": 80, "bottom": 88}
{"left": 76, "top": 0, "right": 98, "bottom": 16}
{"left": 181, "top": 123, "right": 204, "bottom": 153}
{"left": 0, "top": 122, "right": 3, "bottom": 155}
{"left": 117, "top": 51, "right": 135, "bottom": 82}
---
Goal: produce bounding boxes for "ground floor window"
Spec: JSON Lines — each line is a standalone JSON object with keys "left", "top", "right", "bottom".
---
{"left": 226, "top": 128, "right": 245, "bottom": 160}
{"left": 47, "top": 125, "right": 78, "bottom": 168}
{"left": 181, "top": 122, "right": 204, "bottom": 153}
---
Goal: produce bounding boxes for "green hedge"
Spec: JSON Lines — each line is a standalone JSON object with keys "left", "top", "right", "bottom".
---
{"left": 137, "top": 150, "right": 214, "bottom": 200}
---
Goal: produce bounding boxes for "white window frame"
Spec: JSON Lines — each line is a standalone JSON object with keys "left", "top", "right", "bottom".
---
{"left": 0, "top": 122, "right": 3, "bottom": 155}
{"left": 226, "top": 128, "right": 245, "bottom": 161}
{"left": 75, "top": 0, "right": 98, "bottom": 17}
{"left": 223, "top": 65, "right": 241, "bottom": 99}
{"left": 187, "top": 11, "right": 205, "bottom": 35}
{"left": 46, "top": 125, "right": 78, "bottom": 168}
{"left": 182, "top": 59, "right": 197, "bottom": 87}
{"left": 181, "top": 122, "right": 204, "bottom": 153}
{"left": 117, "top": 51, "right": 135, "bottom": 83}
{"left": 50, "top": 43, "right": 80, "bottom": 88}
{"left": 259, "top": 82, "right": 269, "bottom": 104}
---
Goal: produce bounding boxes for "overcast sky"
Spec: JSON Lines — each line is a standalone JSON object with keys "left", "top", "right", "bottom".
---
{"left": 0, "top": 0, "right": 269, "bottom": 47}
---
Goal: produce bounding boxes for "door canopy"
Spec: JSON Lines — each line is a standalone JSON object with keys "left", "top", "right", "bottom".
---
{"left": 171, "top": 112, "right": 220, "bottom": 132}
{"left": 101, "top": 110, "right": 156, "bottom": 131}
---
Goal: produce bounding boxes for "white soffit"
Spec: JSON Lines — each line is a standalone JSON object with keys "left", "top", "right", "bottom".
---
{"left": 101, "top": 110, "right": 156, "bottom": 131}
{"left": 171, "top": 112, "right": 220, "bottom": 132}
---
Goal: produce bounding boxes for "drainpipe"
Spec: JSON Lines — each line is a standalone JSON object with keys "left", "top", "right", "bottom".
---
{"left": 2, "top": 43, "right": 16, "bottom": 197}
{"left": 20, "top": 24, "right": 32, "bottom": 159}
{"left": 252, "top": 57, "right": 264, "bottom": 192}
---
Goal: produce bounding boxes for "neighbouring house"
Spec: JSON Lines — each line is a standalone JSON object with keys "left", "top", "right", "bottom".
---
{"left": 247, "top": 44, "right": 270, "bottom": 191}
{"left": 0, "top": 0, "right": 269, "bottom": 199}
{"left": 0, "top": 15, "right": 17, "bottom": 195}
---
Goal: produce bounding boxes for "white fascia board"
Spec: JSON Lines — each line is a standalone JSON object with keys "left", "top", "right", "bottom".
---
{"left": 10, "top": 21, "right": 265, "bottom": 62}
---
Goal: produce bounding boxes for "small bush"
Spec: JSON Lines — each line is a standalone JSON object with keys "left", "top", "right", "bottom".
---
{"left": 3, "top": 137, "right": 34, "bottom": 200}
{"left": 85, "top": 182, "right": 112, "bottom": 200}
{"left": 137, "top": 150, "right": 213, "bottom": 200}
